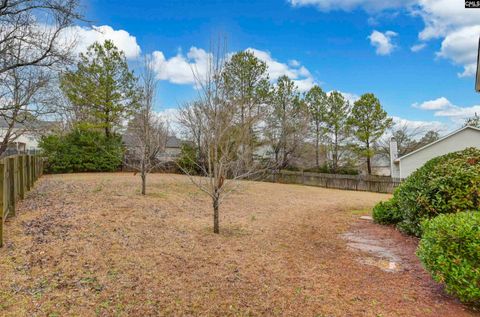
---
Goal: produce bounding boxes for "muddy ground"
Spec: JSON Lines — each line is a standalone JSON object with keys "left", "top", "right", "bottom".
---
{"left": 0, "top": 173, "right": 477, "bottom": 316}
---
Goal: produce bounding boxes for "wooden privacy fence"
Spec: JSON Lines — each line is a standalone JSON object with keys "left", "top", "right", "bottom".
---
{"left": 261, "top": 170, "right": 402, "bottom": 194}
{"left": 0, "top": 155, "right": 43, "bottom": 247}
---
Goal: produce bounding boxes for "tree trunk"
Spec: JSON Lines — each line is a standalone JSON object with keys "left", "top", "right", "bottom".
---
{"left": 315, "top": 129, "right": 319, "bottom": 168}
{"left": 141, "top": 159, "right": 146, "bottom": 195}
{"left": 141, "top": 172, "right": 146, "bottom": 195}
{"left": 0, "top": 140, "right": 9, "bottom": 157}
{"left": 366, "top": 142, "right": 372, "bottom": 175}
{"left": 213, "top": 195, "right": 220, "bottom": 234}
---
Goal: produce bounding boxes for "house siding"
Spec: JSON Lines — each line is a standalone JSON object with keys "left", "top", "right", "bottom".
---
{"left": 398, "top": 128, "right": 480, "bottom": 178}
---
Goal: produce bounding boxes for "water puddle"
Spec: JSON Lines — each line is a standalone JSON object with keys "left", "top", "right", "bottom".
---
{"left": 341, "top": 232, "right": 403, "bottom": 273}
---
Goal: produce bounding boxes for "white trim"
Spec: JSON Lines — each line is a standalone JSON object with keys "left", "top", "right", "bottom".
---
{"left": 394, "top": 125, "right": 480, "bottom": 162}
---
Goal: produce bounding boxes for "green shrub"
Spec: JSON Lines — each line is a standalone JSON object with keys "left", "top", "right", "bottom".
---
{"left": 417, "top": 212, "right": 480, "bottom": 305}
{"left": 373, "top": 148, "right": 480, "bottom": 236}
{"left": 40, "top": 128, "right": 123, "bottom": 173}
{"left": 303, "top": 164, "right": 359, "bottom": 175}
{"left": 176, "top": 143, "right": 200, "bottom": 175}
{"left": 372, "top": 198, "right": 401, "bottom": 225}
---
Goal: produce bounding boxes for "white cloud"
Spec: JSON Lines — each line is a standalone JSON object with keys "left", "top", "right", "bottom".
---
{"left": 412, "top": 97, "right": 452, "bottom": 110}
{"left": 288, "top": 0, "right": 412, "bottom": 12}
{"left": 150, "top": 47, "right": 211, "bottom": 85}
{"left": 248, "top": 48, "right": 299, "bottom": 79}
{"left": 289, "top": 0, "right": 480, "bottom": 77}
{"left": 368, "top": 30, "right": 398, "bottom": 55}
{"left": 327, "top": 90, "right": 360, "bottom": 104}
{"left": 65, "top": 25, "right": 141, "bottom": 59}
{"left": 246, "top": 48, "right": 316, "bottom": 92}
{"left": 415, "top": 0, "right": 480, "bottom": 41}
{"left": 436, "top": 25, "right": 480, "bottom": 77}
{"left": 410, "top": 43, "right": 426, "bottom": 52}
{"left": 407, "top": 0, "right": 480, "bottom": 77}
{"left": 156, "top": 108, "right": 182, "bottom": 135}
{"left": 149, "top": 46, "right": 317, "bottom": 92}
{"left": 435, "top": 104, "right": 480, "bottom": 119}
{"left": 294, "top": 77, "right": 316, "bottom": 93}
{"left": 413, "top": 96, "right": 480, "bottom": 124}
{"left": 289, "top": 59, "right": 301, "bottom": 67}
{"left": 391, "top": 116, "right": 447, "bottom": 133}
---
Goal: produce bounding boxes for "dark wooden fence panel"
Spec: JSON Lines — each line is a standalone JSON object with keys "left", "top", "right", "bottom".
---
{"left": 260, "top": 170, "right": 401, "bottom": 194}
{"left": 0, "top": 155, "right": 43, "bottom": 247}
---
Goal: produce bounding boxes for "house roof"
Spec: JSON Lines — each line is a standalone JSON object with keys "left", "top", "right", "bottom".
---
{"left": 394, "top": 125, "right": 480, "bottom": 162}
{"left": 166, "top": 136, "right": 182, "bottom": 148}
{"left": 122, "top": 134, "right": 183, "bottom": 149}
{"left": 0, "top": 117, "right": 59, "bottom": 130}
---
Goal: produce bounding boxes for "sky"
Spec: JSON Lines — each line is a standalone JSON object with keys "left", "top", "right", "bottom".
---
{"left": 73, "top": 0, "right": 480, "bottom": 133}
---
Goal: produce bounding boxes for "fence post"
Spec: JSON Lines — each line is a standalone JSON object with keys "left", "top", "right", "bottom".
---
{"left": 32, "top": 156, "right": 36, "bottom": 182}
{"left": 29, "top": 156, "right": 34, "bottom": 186}
{"left": 35, "top": 156, "right": 38, "bottom": 180}
{"left": 26, "top": 156, "right": 31, "bottom": 191}
{"left": 19, "top": 156, "right": 25, "bottom": 199}
{"left": 0, "top": 161, "right": 4, "bottom": 248}
{"left": 8, "top": 158, "right": 15, "bottom": 217}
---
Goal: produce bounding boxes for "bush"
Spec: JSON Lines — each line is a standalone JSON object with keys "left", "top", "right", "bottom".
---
{"left": 303, "top": 164, "right": 359, "bottom": 175}
{"left": 40, "top": 128, "right": 123, "bottom": 173}
{"left": 176, "top": 143, "right": 200, "bottom": 175}
{"left": 372, "top": 198, "right": 401, "bottom": 225}
{"left": 417, "top": 212, "right": 480, "bottom": 305}
{"left": 372, "top": 148, "right": 480, "bottom": 236}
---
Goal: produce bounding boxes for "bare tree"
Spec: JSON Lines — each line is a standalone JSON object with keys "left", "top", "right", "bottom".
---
{"left": 464, "top": 113, "right": 480, "bottom": 128}
{"left": 178, "top": 39, "right": 269, "bottom": 234}
{"left": 0, "top": 0, "right": 80, "bottom": 75}
{"left": 178, "top": 100, "right": 207, "bottom": 171}
{"left": 0, "top": 52, "right": 58, "bottom": 155}
{"left": 377, "top": 122, "right": 440, "bottom": 158}
{"left": 123, "top": 57, "right": 168, "bottom": 195}
{"left": 0, "top": 0, "right": 80, "bottom": 154}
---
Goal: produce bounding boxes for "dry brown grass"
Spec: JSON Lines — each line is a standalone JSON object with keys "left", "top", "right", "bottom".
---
{"left": 0, "top": 173, "right": 476, "bottom": 316}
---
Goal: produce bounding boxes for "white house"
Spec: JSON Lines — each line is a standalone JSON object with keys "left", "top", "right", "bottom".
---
{"left": 390, "top": 126, "right": 480, "bottom": 179}
{"left": 0, "top": 119, "right": 57, "bottom": 155}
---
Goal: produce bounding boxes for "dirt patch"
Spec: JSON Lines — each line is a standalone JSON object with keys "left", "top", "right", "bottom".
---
{"left": 0, "top": 173, "right": 477, "bottom": 316}
{"left": 342, "top": 231, "right": 403, "bottom": 272}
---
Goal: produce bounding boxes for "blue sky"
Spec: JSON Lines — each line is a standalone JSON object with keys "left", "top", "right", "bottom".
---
{"left": 76, "top": 0, "right": 480, "bottom": 131}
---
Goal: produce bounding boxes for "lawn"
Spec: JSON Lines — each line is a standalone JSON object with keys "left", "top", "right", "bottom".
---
{"left": 0, "top": 173, "right": 476, "bottom": 316}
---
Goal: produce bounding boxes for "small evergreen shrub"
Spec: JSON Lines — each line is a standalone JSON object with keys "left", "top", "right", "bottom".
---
{"left": 372, "top": 198, "right": 401, "bottom": 225}
{"left": 40, "top": 128, "right": 123, "bottom": 173}
{"left": 417, "top": 212, "right": 480, "bottom": 305}
{"left": 303, "top": 164, "right": 359, "bottom": 175}
{"left": 176, "top": 143, "right": 200, "bottom": 175}
{"left": 372, "top": 148, "right": 480, "bottom": 236}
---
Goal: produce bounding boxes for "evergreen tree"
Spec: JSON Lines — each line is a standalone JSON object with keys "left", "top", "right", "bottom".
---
{"left": 305, "top": 85, "right": 327, "bottom": 167}
{"left": 349, "top": 93, "right": 393, "bottom": 175}
{"left": 61, "top": 40, "right": 140, "bottom": 138}
{"left": 222, "top": 51, "right": 271, "bottom": 167}
{"left": 325, "top": 91, "right": 350, "bottom": 173}
{"left": 265, "top": 76, "right": 307, "bottom": 168}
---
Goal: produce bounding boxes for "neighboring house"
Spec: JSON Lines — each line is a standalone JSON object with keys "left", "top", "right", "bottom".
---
{"left": 158, "top": 136, "right": 183, "bottom": 162}
{"left": 368, "top": 154, "right": 391, "bottom": 177}
{"left": 122, "top": 134, "right": 183, "bottom": 163}
{"left": 0, "top": 118, "right": 58, "bottom": 156}
{"left": 390, "top": 126, "right": 480, "bottom": 179}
